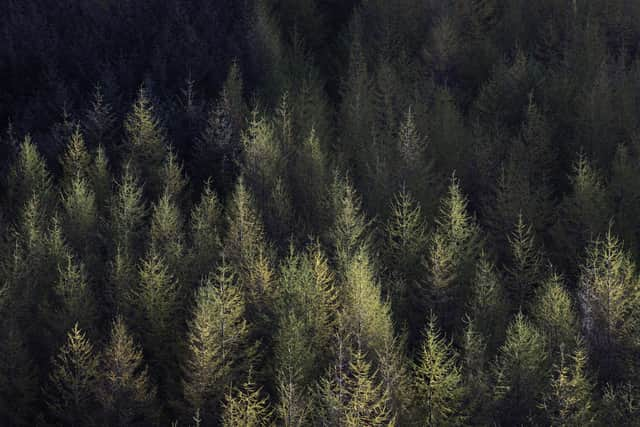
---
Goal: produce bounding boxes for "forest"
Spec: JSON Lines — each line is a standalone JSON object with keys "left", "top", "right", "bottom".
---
{"left": 1, "top": 0, "right": 640, "bottom": 425}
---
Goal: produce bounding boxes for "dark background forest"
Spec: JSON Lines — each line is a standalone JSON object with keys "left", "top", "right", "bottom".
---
{"left": 1, "top": 0, "right": 640, "bottom": 425}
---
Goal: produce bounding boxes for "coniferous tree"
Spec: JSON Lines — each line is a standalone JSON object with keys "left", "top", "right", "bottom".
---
{"left": 90, "top": 144, "right": 111, "bottom": 213}
{"left": 110, "top": 163, "right": 147, "bottom": 260}
{"left": 578, "top": 230, "right": 639, "bottom": 381}
{"left": 413, "top": 313, "right": 466, "bottom": 427}
{"left": 46, "top": 324, "right": 99, "bottom": 427}
{"left": 182, "top": 262, "right": 250, "bottom": 422}
{"left": 540, "top": 344, "right": 595, "bottom": 426}
{"left": 61, "top": 175, "right": 98, "bottom": 257}
{"left": 493, "top": 313, "right": 547, "bottom": 426}
{"left": 83, "top": 84, "right": 117, "bottom": 149}
{"left": 384, "top": 188, "right": 428, "bottom": 342}
{"left": 426, "top": 175, "right": 481, "bottom": 333}
{"left": 52, "top": 254, "right": 96, "bottom": 337}
{"left": 60, "top": 125, "right": 92, "bottom": 191}
{"left": 188, "top": 181, "right": 223, "bottom": 283}
{"left": 504, "top": 213, "right": 545, "bottom": 312}
{"left": 7, "top": 136, "right": 53, "bottom": 215}
{"left": 98, "top": 316, "right": 157, "bottom": 426}
{"left": 222, "top": 373, "right": 273, "bottom": 427}
{"left": 149, "top": 190, "right": 185, "bottom": 281}
{"left": 124, "top": 86, "right": 167, "bottom": 198}
{"left": 531, "top": 273, "right": 580, "bottom": 358}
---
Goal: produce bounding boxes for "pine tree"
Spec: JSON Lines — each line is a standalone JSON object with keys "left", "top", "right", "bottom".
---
{"left": 330, "top": 174, "right": 371, "bottom": 275}
{"left": 493, "top": 313, "right": 547, "bottom": 426}
{"left": 83, "top": 84, "right": 117, "bottom": 148}
{"left": 426, "top": 175, "right": 481, "bottom": 333}
{"left": 52, "top": 254, "right": 96, "bottom": 337}
{"left": 468, "top": 254, "right": 507, "bottom": 351}
{"left": 540, "top": 344, "right": 595, "bottom": 426}
{"left": 60, "top": 125, "right": 92, "bottom": 191}
{"left": 149, "top": 190, "right": 185, "bottom": 280}
{"left": 46, "top": 324, "right": 99, "bottom": 427}
{"left": 110, "top": 163, "right": 147, "bottom": 260}
{"left": 578, "top": 229, "right": 637, "bottom": 381}
{"left": 274, "top": 313, "right": 310, "bottom": 427}
{"left": 61, "top": 175, "right": 98, "bottom": 257}
{"left": 384, "top": 188, "right": 428, "bottom": 342}
{"left": 7, "top": 135, "right": 53, "bottom": 215}
{"left": 161, "top": 148, "right": 189, "bottom": 205}
{"left": 343, "top": 349, "right": 395, "bottom": 427}
{"left": 124, "top": 85, "right": 167, "bottom": 198}
{"left": 504, "top": 213, "right": 545, "bottom": 312}
{"left": 182, "top": 262, "right": 249, "bottom": 422}
{"left": 134, "top": 253, "right": 179, "bottom": 381}
{"left": 341, "top": 247, "right": 395, "bottom": 358}
{"left": 189, "top": 181, "right": 223, "bottom": 283}
{"left": 531, "top": 273, "right": 579, "bottom": 358}
{"left": 98, "top": 316, "right": 157, "bottom": 426}
{"left": 90, "top": 144, "right": 111, "bottom": 213}
{"left": 222, "top": 373, "right": 273, "bottom": 427}
{"left": 413, "top": 313, "right": 466, "bottom": 427}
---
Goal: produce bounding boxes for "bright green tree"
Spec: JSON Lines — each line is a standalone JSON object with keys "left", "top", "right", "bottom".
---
{"left": 413, "top": 313, "right": 466, "bottom": 427}
{"left": 182, "top": 262, "right": 250, "bottom": 422}
{"left": 98, "top": 316, "right": 157, "bottom": 426}
{"left": 222, "top": 373, "right": 273, "bottom": 427}
{"left": 46, "top": 324, "right": 99, "bottom": 427}
{"left": 426, "top": 175, "right": 481, "bottom": 333}
{"left": 124, "top": 85, "right": 167, "bottom": 198}
{"left": 493, "top": 313, "right": 547, "bottom": 426}
{"left": 540, "top": 344, "right": 595, "bottom": 426}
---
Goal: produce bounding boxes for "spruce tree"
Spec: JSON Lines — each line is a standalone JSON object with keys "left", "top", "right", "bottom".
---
{"left": 540, "top": 344, "right": 595, "bottom": 426}
{"left": 109, "top": 163, "right": 147, "bottom": 260}
{"left": 188, "top": 181, "right": 223, "bottom": 283}
{"left": 7, "top": 135, "right": 53, "bottom": 215}
{"left": 60, "top": 125, "right": 92, "bottom": 191}
{"left": 504, "top": 213, "right": 545, "bottom": 312}
{"left": 46, "top": 324, "right": 99, "bottom": 427}
{"left": 90, "top": 144, "right": 111, "bottom": 213}
{"left": 493, "top": 313, "right": 547, "bottom": 425}
{"left": 98, "top": 316, "right": 157, "bottom": 426}
{"left": 578, "top": 230, "right": 638, "bottom": 381}
{"left": 52, "top": 254, "right": 96, "bottom": 337}
{"left": 222, "top": 373, "right": 273, "bottom": 427}
{"left": 182, "top": 262, "right": 249, "bottom": 422}
{"left": 426, "top": 175, "right": 481, "bottom": 333}
{"left": 61, "top": 175, "right": 98, "bottom": 257}
{"left": 531, "top": 273, "right": 579, "bottom": 358}
{"left": 384, "top": 188, "right": 428, "bottom": 342}
{"left": 413, "top": 313, "right": 466, "bottom": 427}
{"left": 124, "top": 85, "right": 167, "bottom": 198}
{"left": 149, "top": 190, "right": 185, "bottom": 281}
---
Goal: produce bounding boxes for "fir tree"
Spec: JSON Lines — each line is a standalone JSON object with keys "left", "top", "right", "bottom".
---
{"left": 61, "top": 175, "right": 98, "bottom": 257}
{"left": 469, "top": 253, "right": 507, "bottom": 351}
{"left": 124, "top": 85, "right": 167, "bottom": 198}
{"left": 149, "top": 190, "right": 185, "bottom": 280}
{"left": 504, "top": 213, "right": 545, "bottom": 312}
{"left": 578, "top": 229, "right": 638, "bottom": 381}
{"left": 384, "top": 188, "right": 428, "bottom": 342}
{"left": 413, "top": 313, "right": 466, "bottom": 427}
{"left": 90, "top": 144, "right": 111, "bottom": 213}
{"left": 540, "top": 344, "right": 595, "bottom": 426}
{"left": 531, "top": 273, "right": 579, "bottom": 358}
{"left": 493, "top": 313, "right": 547, "bottom": 426}
{"left": 182, "top": 262, "right": 249, "bottom": 422}
{"left": 98, "top": 316, "right": 157, "bottom": 426}
{"left": 188, "top": 181, "right": 223, "bottom": 283}
{"left": 109, "top": 163, "right": 147, "bottom": 260}
{"left": 52, "top": 254, "right": 96, "bottom": 337}
{"left": 46, "top": 324, "right": 99, "bottom": 427}
{"left": 426, "top": 175, "right": 481, "bottom": 333}
{"left": 222, "top": 373, "right": 273, "bottom": 427}
{"left": 7, "top": 135, "right": 53, "bottom": 215}
{"left": 60, "top": 125, "right": 92, "bottom": 191}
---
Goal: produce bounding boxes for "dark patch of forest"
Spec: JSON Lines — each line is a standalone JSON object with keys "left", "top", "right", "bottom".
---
{"left": 1, "top": 0, "right": 640, "bottom": 425}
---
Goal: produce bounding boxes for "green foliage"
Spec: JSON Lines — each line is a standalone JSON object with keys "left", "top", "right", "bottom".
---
{"left": 413, "top": 313, "right": 466, "bottom": 426}
{"left": 531, "top": 273, "right": 579, "bottom": 358}
{"left": 540, "top": 344, "right": 595, "bottom": 426}
{"left": 46, "top": 323, "right": 99, "bottom": 427}
{"left": 182, "top": 262, "right": 250, "bottom": 421}
{"left": 52, "top": 254, "right": 96, "bottom": 336}
{"left": 110, "top": 164, "right": 147, "bottom": 260}
{"left": 61, "top": 175, "right": 98, "bottom": 256}
{"left": 124, "top": 86, "right": 167, "bottom": 198}
{"left": 60, "top": 125, "right": 92, "bottom": 191}
{"left": 578, "top": 230, "right": 638, "bottom": 380}
{"left": 505, "top": 213, "right": 545, "bottom": 311}
{"left": 7, "top": 136, "right": 53, "bottom": 214}
{"left": 426, "top": 175, "right": 481, "bottom": 332}
{"left": 469, "top": 254, "right": 507, "bottom": 351}
{"left": 222, "top": 373, "right": 273, "bottom": 427}
{"left": 98, "top": 316, "right": 157, "bottom": 426}
{"left": 188, "top": 181, "right": 223, "bottom": 282}
{"left": 493, "top": 313, "right": 548, "bottom": 425}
